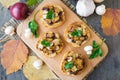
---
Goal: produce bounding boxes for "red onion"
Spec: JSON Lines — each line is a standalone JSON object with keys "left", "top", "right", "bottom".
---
{"left": 9, "top": 2, "right": 29, "bottom": 20}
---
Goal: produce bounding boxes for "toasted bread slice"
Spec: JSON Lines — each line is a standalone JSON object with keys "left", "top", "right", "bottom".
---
{"left": 39, "top": 4, "right": 65, "bottom": 28}
{"left": 36, "top": 31, "right": 64, "bottom": 57}
{"left": 61, "top": 51, "right": 86, "bottom": 75}
{"left": 64, "top": 22, "right": 91, "bottom": 47}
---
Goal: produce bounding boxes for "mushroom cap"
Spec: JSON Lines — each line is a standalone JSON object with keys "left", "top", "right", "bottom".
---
{"left": 24, "top": 32, "right": 33, "bottom": 38}
{"left": 25, "top": 28, "right": 31, "bottom": 33}
{"left": 33, "top": 60, "right": 43, "bottom": 69}
{"left": 94, "top": 0, "right": 104, "bottom": 3}
{"left": 5, "top": 26, "right": 15, "bottom": 35}
{"left": 96, "top": 4, "right": 106, "bottom": 15}
{"left": 84, "top": 45, "right": 93, "bottom": 51}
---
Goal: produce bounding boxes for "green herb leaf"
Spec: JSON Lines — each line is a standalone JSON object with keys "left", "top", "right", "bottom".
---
{"left": 28, "top": 20, "right": 39, "bottom": 38}
{"left": 89, "top": 49, "right": 99, "bottom": 59}
{"left": 27, "top": 0, "right": 38, "bottom": 6}
{"left": 46, "top": 10, "right": 56, "bottom": 19}
{"left": 41, "top": 40, "right": 50, "bottom": 47}
{"left": 89, "top": 40, "right": 104, "bottom": 59}
{"left": 98, "top": 48, "right": 103, "bottom": 57}
{"left": 71, "top": 30, "right": 82, "bottom": 37}
{"left": 27, "top": 0, "right": 44, "bottom": 6}
{"left": 39, "top": 0, "right": 44, "bottom": 3}
{"left": 93, "top": 40, "right": 99, "bottom": 48}
{"left": 65, "top": 62, "right": 74, "bottom": 69}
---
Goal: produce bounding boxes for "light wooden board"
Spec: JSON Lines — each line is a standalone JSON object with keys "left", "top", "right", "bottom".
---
{"left": 17, "top": 0, "right": 108, "bottom": 80}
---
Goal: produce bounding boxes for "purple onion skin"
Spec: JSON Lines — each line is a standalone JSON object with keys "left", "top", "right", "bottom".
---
{"left": 10, "top": 2, "right": 29, "bottom": 20}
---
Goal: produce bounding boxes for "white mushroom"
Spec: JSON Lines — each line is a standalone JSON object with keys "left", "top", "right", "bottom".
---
{"left": 24, "top": 32, "right": 33, "bottom": 38}
{"left": 52, "top": 39, "right": 60, "bottom": 45}
{"left": 4, "top": 26, "right": 15, "bottom": 36}
{"left": 96, "top": 4, "right": 106, "bottom": 15}
{"left": 42, "top": 14, "right": 47, "bottom": 19}
{"left": 67, "top": 38, "right": 72, "bottom": 42}
{"left": 25, "top": 28, "right": 31, "bottom": 33}
{"left": 94, "top": 0, "right": 104, "bottom": 3}
{"left": 76, "top": 0, "right": 96, "bottom": 17}
{"left": 38, "top": 43, "right": 44, "bottom": 49}
{"left": 43, "top": 10, "right": 48, "bottom": 14}
{"left": 33, "top": 59, "right": 43, "bottom": 69}
{"left": 84, "top": 46, "right": 93, "bottom": 55}
{"left": 24, "top": 28, "right": 33, "bottom": 38}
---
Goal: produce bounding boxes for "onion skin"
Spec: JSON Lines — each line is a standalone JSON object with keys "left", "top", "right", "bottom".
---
{"left": 9, "top": 2, "right": 29, "bottom": 20}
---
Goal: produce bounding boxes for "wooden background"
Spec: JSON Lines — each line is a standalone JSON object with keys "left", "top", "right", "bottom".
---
{"left": 0, "top": 0, "right": 120, "bottom": 80}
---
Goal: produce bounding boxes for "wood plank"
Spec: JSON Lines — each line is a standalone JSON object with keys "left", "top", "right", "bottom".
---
{"left": 17, "top": 0, "right": 108, "bottom": 80}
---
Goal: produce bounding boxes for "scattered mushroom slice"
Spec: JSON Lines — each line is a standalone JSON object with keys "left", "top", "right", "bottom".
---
{"left": 36, "top": 31, "right": 64, "bottom": 57}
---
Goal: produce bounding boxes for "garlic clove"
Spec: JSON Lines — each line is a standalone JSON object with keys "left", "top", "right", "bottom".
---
{"left": 76, "top": 0, "right": 96, "bottom": 17}
{"left": 84, "top": 45, "right": 93, "bottom": 52}
{"left": 96, "top": 4, "right": 106, "bottom": 15}
{"left": 24, "top": 32, "right": 33, "bottom": 38}
{"left": 33, "top": 60, "right": 43, "bottom": 69}
{"left": 94, "top": 0, "right": 104, "bottom": 3}
{"left": 5, "top": 26, "right": 15, "bottom": 35}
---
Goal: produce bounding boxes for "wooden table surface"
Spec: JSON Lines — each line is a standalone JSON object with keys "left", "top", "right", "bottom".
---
{"left": 0, "top": 0, "right": 120, "bottom": 80}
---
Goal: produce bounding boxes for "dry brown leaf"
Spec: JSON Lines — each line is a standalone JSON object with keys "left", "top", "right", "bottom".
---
{"left": 101, "top": 8, "right": 120, "bottom": 36}
{"left": 23, "top": 56, "right": 58, "bottom": 80}
{"left": 0, "top": 0, "right": 19, "bottom": 8}
{"left": 1, "top": 40, "right": 29, "bottom": 74}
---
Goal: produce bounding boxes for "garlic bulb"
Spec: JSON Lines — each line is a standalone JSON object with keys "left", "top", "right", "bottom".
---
{"left": 84, "top": 46, "right": 93, "bottom": 55}
{"left": 94, "top": 0, "right": 104, "bottom": 3}
{"left": 33, "top": 60, "right": 43, "bottom": 69}
{"left": 24, "top": 28, "right": 33, "bottom": 38}
{"left": 96, "top": 4, "right": 106, "bottom": 15}
{"left": 5, "top": 26, "right": 15, "bottom": 36}
{"left": 76, "top": 0, "right": 96, "bottom": 17}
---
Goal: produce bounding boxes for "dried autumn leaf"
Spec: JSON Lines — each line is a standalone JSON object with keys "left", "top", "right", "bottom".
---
{"left": 1, "top": 40, "right": 29, "bottom": 75}
{"left": 0, "top": 0, "right": 19, "bottom": 8}
{"left": 101, "top": 8, "right": 120, "bottom": 36}
{"left": 23, "top": 56, "right": 58, "bottom": 80}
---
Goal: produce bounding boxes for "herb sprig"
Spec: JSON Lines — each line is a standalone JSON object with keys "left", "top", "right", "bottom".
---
{"left": 46, "top": 10, "right": 56, "bottom": 19}
{"left": 27, "top": 0, "right": 44, "bottom": 6}
{"left": 89, "top": 39, "right": 106, "bottom": 59}
{"left": 28, "top": 10, "right": 39, "bottom": 38}
{"left": 29, "top": 20, "right": 39, "bottom": 38}
{"left": 65, "top": 62, "right": 74, "bottom": 69}
{"left": 71, "top": 30, "right": 82, "bottom": 37}
{"left": 41, "top": 40, "right": 50, "bottom": 47}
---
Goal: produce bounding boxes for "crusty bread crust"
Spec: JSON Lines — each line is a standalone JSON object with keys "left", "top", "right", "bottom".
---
{"left": 36, "top": 32, "right": 64, "bottom": 57}
{"left": 61, "top": 51, "right": 87, "bottom": 75}
{"left": 64, "top": 22, "right": 91, "bottom": 47}
{"left": 39, "top": 4, "right": 65, "bottom": 28}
